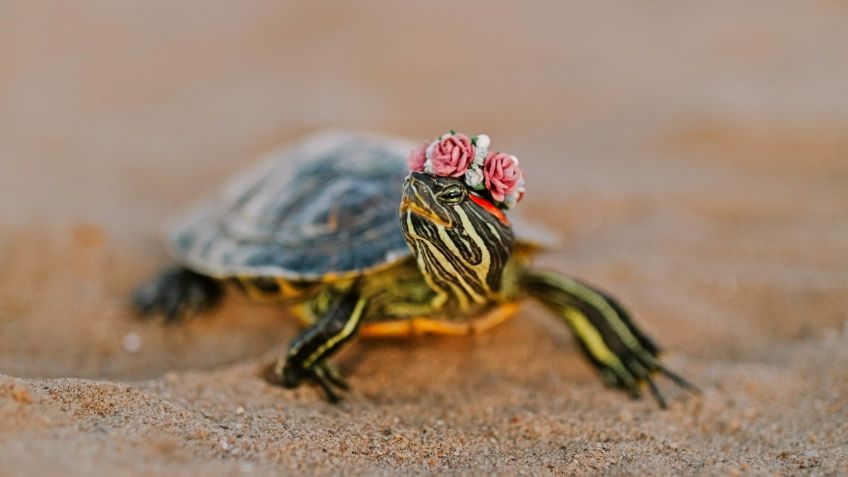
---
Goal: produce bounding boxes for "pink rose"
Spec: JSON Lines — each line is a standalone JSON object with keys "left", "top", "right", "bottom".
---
{"left": 431, "top": 133, "right": 475, "bottom": 177}
{"left": 483, "top": 152, "right": 523, "bottom": 202}
{"left": 407, "top": 141, "right": 428, "bottom": 172}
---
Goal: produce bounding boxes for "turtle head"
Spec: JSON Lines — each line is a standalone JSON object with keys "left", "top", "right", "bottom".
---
{"left": 400, "top": 172, "right": 516, "bottom": 307}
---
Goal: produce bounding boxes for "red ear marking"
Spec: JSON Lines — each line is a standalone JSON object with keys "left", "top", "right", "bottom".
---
{"left": 470, "top": 194, "right": 510, "bottom": 226}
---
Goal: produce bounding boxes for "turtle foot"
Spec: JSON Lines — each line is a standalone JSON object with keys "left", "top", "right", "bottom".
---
{"left": 131, "top": 267, "right": 223, "bottom": 322}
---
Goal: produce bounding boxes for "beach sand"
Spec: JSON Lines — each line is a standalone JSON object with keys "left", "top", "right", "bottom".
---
{"left": 1, "top": 2, "right": 847, "bottom": 475}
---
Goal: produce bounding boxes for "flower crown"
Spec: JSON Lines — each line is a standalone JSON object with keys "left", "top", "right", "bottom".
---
{"left": 407, "top": 131, "right": 526, "bottom": 209}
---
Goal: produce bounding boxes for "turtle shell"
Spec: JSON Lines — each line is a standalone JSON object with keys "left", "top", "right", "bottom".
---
{"left": 166, "top": 130, "right": 558, "bottom": 282}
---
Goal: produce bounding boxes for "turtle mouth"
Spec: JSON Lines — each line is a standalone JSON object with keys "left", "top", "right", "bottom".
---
{"left": 400, "top": 197, "right": 453, "bottom": 228}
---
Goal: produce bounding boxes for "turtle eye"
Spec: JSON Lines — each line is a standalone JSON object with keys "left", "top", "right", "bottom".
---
{"left": 438, "top": 185, "right": 466, "bottom": 204}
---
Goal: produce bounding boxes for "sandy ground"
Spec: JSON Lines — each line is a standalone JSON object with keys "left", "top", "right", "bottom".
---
{"left": 1, "top": 1, "right": 848, "bottom": 475}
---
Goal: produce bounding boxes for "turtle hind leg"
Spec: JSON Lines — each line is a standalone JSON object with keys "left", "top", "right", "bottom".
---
{"left": 132, "top": 267, "right": 224, "bottom": 322}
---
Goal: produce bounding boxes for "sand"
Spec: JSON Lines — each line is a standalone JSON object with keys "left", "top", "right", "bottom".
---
{"left": 1, "top": 1, "right": 847, "bottom": 475}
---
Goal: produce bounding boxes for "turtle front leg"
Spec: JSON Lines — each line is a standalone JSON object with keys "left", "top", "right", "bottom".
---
{"left": 272, "top": 286, "right": 367, "bottom": 403}
{"left": 520, "top": 269, "right": 698, "bottom": 408}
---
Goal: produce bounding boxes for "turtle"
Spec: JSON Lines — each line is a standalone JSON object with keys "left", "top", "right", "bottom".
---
{"left": 132, "top": 130, "right": 696, "bottom": 406}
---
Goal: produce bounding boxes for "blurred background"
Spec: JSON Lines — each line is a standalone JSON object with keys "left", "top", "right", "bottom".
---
{"left": 1, "top": 2, "right": 847, "bottom": 474}
{"left": 0, "top": 0, "right": 846, "bottom": 391}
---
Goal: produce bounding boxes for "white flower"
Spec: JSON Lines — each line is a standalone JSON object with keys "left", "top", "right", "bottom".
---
{"left": 423, "top": 138, "right": 437, "bottom": 173}
{"left": 425, "top": 140, "right": 435, "bottom": 162}
{"left": 424, "top": 157, "right": 433, "bottom": 173}
{"left": 504, "top": 192, "right": 519, "bottom": 209}
{"left": 472, "top": 134, "right": 489, "bottom": 166}
{"left": 464, "top": 167, "right": 485, "bottom": 189}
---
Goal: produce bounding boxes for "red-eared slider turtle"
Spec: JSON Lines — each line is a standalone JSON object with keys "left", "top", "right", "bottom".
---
{"left": 133, "top": 130, "right": 695, "bottom": 405}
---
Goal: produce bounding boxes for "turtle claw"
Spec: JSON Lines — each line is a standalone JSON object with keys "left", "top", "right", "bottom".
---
{"left": 655, "top": 363, "right": 702, "bottom": 394}
{"left": 600, "top": 354, "right": 695, "bottom": 409}
{"left": 320, "top": 363, "right": 350, "bottom": 391}
{"left": 276, "top": 361, "right": 349, "bottom": 403}
{"left": 312, "top": 365, "right": 345, "bottom": 403}
{"left": 644, "top": 375, "right": 668, "bottom": 409}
